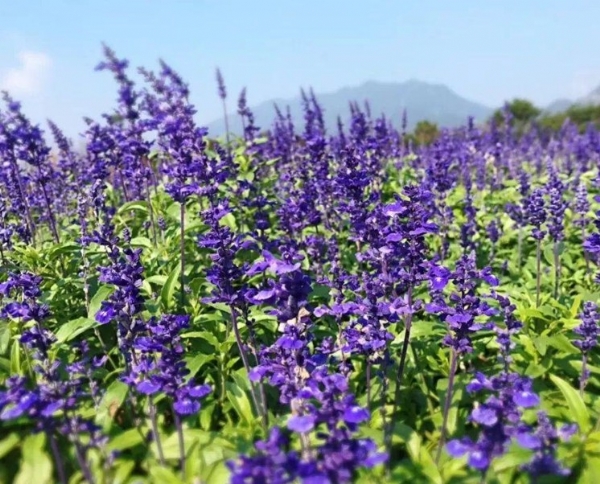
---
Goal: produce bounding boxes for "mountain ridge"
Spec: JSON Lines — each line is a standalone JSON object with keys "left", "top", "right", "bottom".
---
{"left": 206, "top": 79, "right": 494, "bottom": 135}
{"left": 545, "top": 84, "right": 600, "bottom": 113}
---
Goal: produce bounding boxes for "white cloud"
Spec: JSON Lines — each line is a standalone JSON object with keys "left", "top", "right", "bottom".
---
{"left": 0, "top": 50, "right": 52, "bottom": 96}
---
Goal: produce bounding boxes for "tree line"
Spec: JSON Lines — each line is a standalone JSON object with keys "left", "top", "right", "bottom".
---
{"left": 407, "top": 99, "right": 600, "bottom": 146}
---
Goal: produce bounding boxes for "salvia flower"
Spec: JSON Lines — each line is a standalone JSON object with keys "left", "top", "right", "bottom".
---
{"left": 517, "top": 412, "right": 576, "bottom": 478}
{"left": 426, "top": 253, "right": 498, "bottom": 354}
{"left": 573, "top": 301, "right": 600, "bottom": 391}
{"left": 523, "top": 188, "right": 547, "bottom": 241}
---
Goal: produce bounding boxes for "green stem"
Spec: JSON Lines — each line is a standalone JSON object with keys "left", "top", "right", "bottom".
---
{"left": 48, "top": 432, "right": 67, "bottom": 484}
{"left": 436, "top": 348, "right": 458, "bottom": 464}
{"left": 148, "top": 401, "right": 165, "bottom": 466}
{"left": 536, "top": 239, "right": 542, "bottom": 307}
{"left": 180, "top": 202, "right": 186, "bottom": 308}
{"left": 174, "top": 411, "right": 186, "bottom": 477}
{"left": 553, "top": 241, "right": 560, "bottom": 300}
{"left": 229, "top": 305, "right": 267, "bottom": 431}
{"left": 386, "top": 286, "right": 414, "bottom": 463}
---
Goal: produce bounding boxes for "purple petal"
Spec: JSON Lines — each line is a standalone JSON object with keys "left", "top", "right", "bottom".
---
{"left": 468, "top": 450, "right": 490, "bottom": 470}
{"left": 343, "top": 406, "right": 370, "bottom": 424}
{"left": 287, "top": 415, "right": 315, "bottom": 433}
{"left": 253, "top": 288, "right": 277, "bottom": 301}
{"left": 136, "top": 380, "right": 161, "bottom": 395}
{"left": 187, "top": 384, "right": 211, "bottom": 398}
{"left": 517, "top": 432, "right": 541, "bottom": 450}
{"left": 471, "top": 406, "right": 498, "bottom": 426}
{"left": 447, "top": 438, "right": 472, "bottom": 457}
{"left": 513, "top": 391, "right": 539, "bottom": 408}
{"left": 174, "top": 398, "right": 200, "bottom": 415}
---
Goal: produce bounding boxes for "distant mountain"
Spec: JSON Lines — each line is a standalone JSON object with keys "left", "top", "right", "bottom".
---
{"left": 545, "top": 83, "right": 600, "bottom": 113}
{"left": 206, "top": 79, "right": 493, "bottom": 135}
{"left": 579, "top": 84, "right": 600, "bottom": 106}
{"left": 545, "top": 98, "right": 573, "bottom": 113}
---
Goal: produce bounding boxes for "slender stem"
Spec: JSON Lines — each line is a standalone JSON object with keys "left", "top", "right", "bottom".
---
{"left": 37, "top": 167, "right": 60, "bottom": 243}
{"left": 517, "top": 226, "right": 523, "bottom": 269}
{"left": 179, "top": 202, "right": 186, "bottom": 308}
{"left": 582, "top": 225, "right": 591, "bottom": 278}
{"left": 222, "top": 100, "right": 232, "bottom": 161}
{"left": 120, "top": 174, "right": 130, "bottom": 203}
{"left": 436, "top": 348, "right": 458, "bottom": 464}
{"left": 174, "top": 411, "right": 186, "bottom": 476}
{"left": 553, "top": 241, "right": 560, "bottom": 300}
{"left": 10, "top": 159, "right": 36, "bottom": 245}
{"left": 291, "top": 398, "right": 312, "bottom": 460}
{"left": 144, "top": 175, "right": 157, "bottom": 247}
{"left": 366, "top": 360, "right": 372, "bottom": 409}
{"left": 229, "top": 305, "right": 267, "bottom": 431}
{"left": 48, "top": 432, "right": 67, "bottom": 484}
{"left": 148, "top": 401, "right": 165, "bottom": 466}
{"left": 244, "top": 307, "right": 269, "bottom": 428}
{"left": 73, "top": 440, "right": 95, "bottom": 484}
{"left": 580, "top": 353, "right": 588, "bottom": 396}
{"left": 386, "top": 286, "right": 414, "bottom": 461}
{"left": 536, "top": 239, "right": 542, "bottom": 307}
{"left": 82, "top": 245, "right": 118, "bottom": 368}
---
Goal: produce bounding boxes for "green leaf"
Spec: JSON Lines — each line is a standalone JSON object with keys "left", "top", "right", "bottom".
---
{"left": 147, "top": 275, "right": 168, "bottom": 286}
{"left": 182, "top": 331, "right": 220, "bottom": 348}
{"left": 580, "top": 456, "right": 600, "bottom": 484}
{"left": 569, "top": 295, "right": 582, "bottom": 318}
{"left": 549, "top": 374, "right": 591, "bottom": 432}
{"left": 48, "top": 242, "right": 80, "bottom": 260}
{"left": 111, "top": 460, "right": 135, "bottom": 484}
{"left": 117, "top": 200, "right": 148, "bottom": 215}
{"left": 392, "top": 423, "right": 421, "bottom": 461}
{"left": 149, "top": 466, "right": 185, "bottom": 484}
{"left": 97, "top": 381, "right": 129, "bottom": 429}
{"left": 10, "top": 339, "right": 21, "bottom": 375}
{"left": 14, "top": 433, "right": 52, "bottom": 484}
{"left": 0, "top": 324, "right": 10, "bottom": 354}
{"left": 108, "top": 429, "right": 144, "bottom": 451}
{"left": 492, "top": 444, "right": 532, "bottom": 472}
{"left": 186, "top": 354, "right": 215, "bottom": 379}
{"left": 0, "top": 433, "right": 19, "bottom": 459}
{"left": 225, "top": 382, "right": 255, "bottom": 424}
{"left": 88, "top": 286, "right": 115, "bottom": 319}
{"left": 55, "top": 317, "right": 96, "bottom": 343}
{"left": 418, "top": 446, "right": 443, "bottom": 484}
{"left": 130, "top": 236, "right": 153, "bottom": 249}
{"left": 161, "top": 264, "right": 182, "bottom": 310}
{"left": 205, "top": 461, "right": 230, "bottom": 484}
{"left": 545, "top": 334, "right": 579, "bottom": 354}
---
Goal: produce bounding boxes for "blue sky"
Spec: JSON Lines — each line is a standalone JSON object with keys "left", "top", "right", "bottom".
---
{"left": 1, "top": 0, "right": 600, "bottom": 139}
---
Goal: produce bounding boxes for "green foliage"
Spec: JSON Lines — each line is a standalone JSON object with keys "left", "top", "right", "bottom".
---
{"left": 2, "top": 147, "right": 600, "bottom": 483}
{"left": 493, "top": 98, "right": 542, "bottom": 125}
{"left": 411, "top": 120, "right": 440, "bottom": 145}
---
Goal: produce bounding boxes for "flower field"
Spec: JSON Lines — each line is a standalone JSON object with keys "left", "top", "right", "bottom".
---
{"left": 1, "top": 46, "right": 600, "bottom": 483}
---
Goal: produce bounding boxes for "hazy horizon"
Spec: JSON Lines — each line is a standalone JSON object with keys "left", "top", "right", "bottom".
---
{"left": 2, "top": 0, "right": 600, "bottom": 138}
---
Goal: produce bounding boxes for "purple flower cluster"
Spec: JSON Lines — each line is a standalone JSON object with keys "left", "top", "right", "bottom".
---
{"left": 448, "top": 371, "right": 539, "bottom": 470}
{"left": 126, "top": 314, "right": 211, "bottom": 415}
{"left": 233, "top": 252, "right": 386, "bottom": 482}
{"left": 573, "top": 302, "right": 600, "bottom": 391}
{"left": 517, "top": 412, "right": 576, "bottom": 478}
{"left": 426, "top": 253, "right": 498, "bottom": 354}
{"left": 0, "top": 273, "right": 106, "bottom": 481}
{"left": 523, "top": 188, "right": 547, "bottom": 241}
